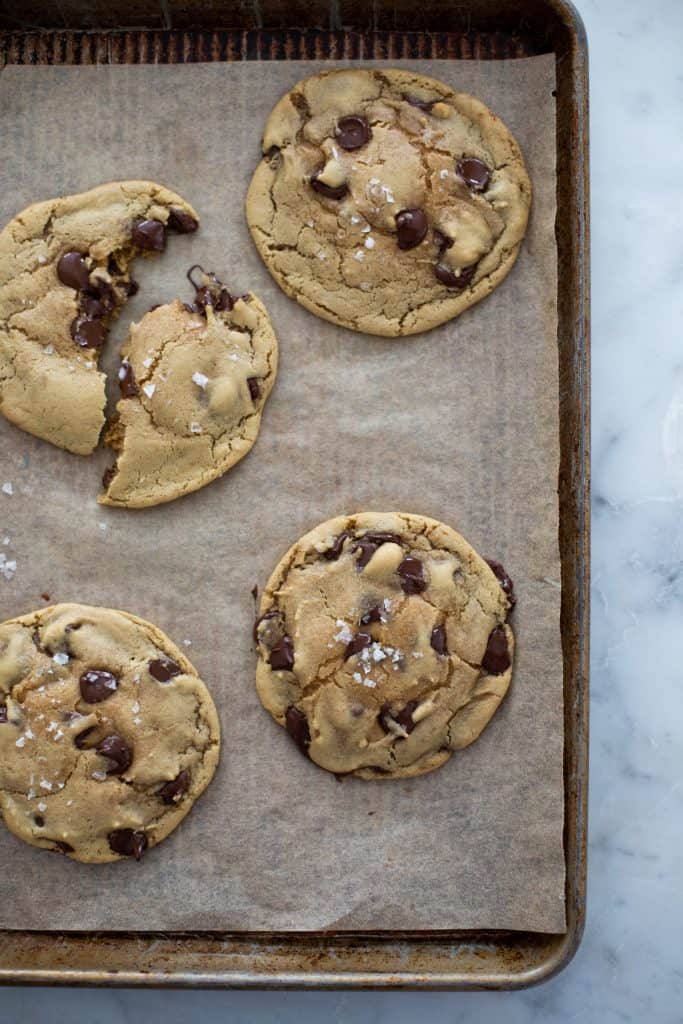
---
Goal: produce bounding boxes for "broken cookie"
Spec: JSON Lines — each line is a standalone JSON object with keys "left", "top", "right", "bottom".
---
{"left": 100, "top": 266, "right": 278, "bottom": 508}
{"left": 0, "top": 180, "right": 198, "bottom": 454}
{"left": 0, "top": 603, "right": 220, "bottom": 863}
{"left": 254, "top": 512, "right": 516, "bottom": 779}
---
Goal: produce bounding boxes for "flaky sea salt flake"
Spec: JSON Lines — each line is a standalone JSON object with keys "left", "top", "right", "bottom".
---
{"left": 2, "top": 483, "right": 13, "bottom": 496}
{"left": 192, "top": 371, "right": 209, "bottom": 389}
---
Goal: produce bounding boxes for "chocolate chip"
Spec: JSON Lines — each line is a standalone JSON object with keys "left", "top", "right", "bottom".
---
{"left": 270, "top": 636, "right": 295, "bottom": 672}
{"left": 397, "top": 556, "right": 426, "bottom": 595}
{"left": 0, "top": 704, "right": 6, "bottom": 723}
{"left": 168, "top": 207, "right": 198, "bottom": 233}
{"left": 323, "top": 530, "right": 352, "bottom": 561}
{"left": 74, "top": 726, "right": 95, "bottom": 750}
{"left": 335, "top": 114, "right": 371, "bottom": 151}
{"left": 379, "top": 700, "right": 418, "bottom": 735}
{"left": 481, "top": 626, "right": 510, "bottom": 675}
{"left": 57, "top": 251, "right": 90, "bottom": 290}
{"left": 285, "top": 705, "right": 310, "bottom": 755}
{"left": 404, "top": 93, "right": 435, "bottom": 112}
{"left": 71, "top": 316, "right": 106, "bottom": 349}
{"left": 486, "top": 559, "right": 516, "bottom": 609}
{"left": 90, "top": 277, "right": 116, "bottom": 310}
{"left": 430, "top": 624, "right": 447, "bottom": 655}
{"left": 247, "top": 377, "right": 261, "bottom": 402}
{"left": 53, "top": 840, "right": 74, "bottom": 854}
{"left": 158, "top": 769, "right": 190, "bottom": 805}
{"left": 34, "top": 815, "right": 45, "bottom": 827}
{"left": 96, "top": 734, "right": 132, "bottom": 775}
{"left": 456, "top": 156, "right": 491, "bottom": 192}
{"left": 310, "top": 170, "right": 349, "bottom": 200}
{"left": 434, "top": 262, "right": 476, "bottom": 289}
{"left": 351, "top": 532, "right": 402, "bottom": 569}
{"left": 102, "top": 465, "right": 117, "bottom": 489}
{"left": 132, "top": 219, "right": 166, "bottom": 252}
{"left": 359, "top": 605, "right": 382, "bottom": 626}
{"left": 79, "top": 669, "right": 119, "bottom": 703}
{"left": 41, "top": 593, "right": 50, "bottom": 601}
{"left": 344, "top": 632, "right": 372, "bottom": 660}
{"left": 148, "top": 657, "right": 182, "bottom": 683}
{"left": 108, "top": 829, "right": 148, "bottom": 860}
{"left": 214, "top": 288, "right": 234, "bottom": 312}
{"left": 118, "top": 360, "right": 139, "bottom": 398}
{"left": 395, "top": 209, "right": 428, "bottom": 250}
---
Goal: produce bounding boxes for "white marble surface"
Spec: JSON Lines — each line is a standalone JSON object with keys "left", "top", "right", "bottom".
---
{"left": 3, "top": 0, "right": 682, "bottom": 1019}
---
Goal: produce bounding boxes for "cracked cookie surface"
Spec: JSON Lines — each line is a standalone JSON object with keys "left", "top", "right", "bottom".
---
{"left": 246, "top": 68, "right": 531, "bottom": 337}
{"left": 0, "top": 603, "right": 220, "bottom": 862}
{"left": 255, "top": 512, "right": 515, "bottom": 779}
{"left": 0, "top": 180, "right": 198, "bottom": 454}
{"left": 101, "top": 268, "right": 278, "bottom": 508}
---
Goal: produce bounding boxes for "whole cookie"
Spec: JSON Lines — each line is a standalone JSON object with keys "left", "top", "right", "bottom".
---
{"left": 101, "top": 268, "right": 278, "bottom": 508}
{"left": 246, "top": 69, "right": 531, "bottom": 337}
{"left": 0, "top": 604, "right": 220, "bottom": 862}
{"left": 254, "top": 513, "right": 515, "bottom": 779}
{"left": 0, "top": 181, "right": 198, "bottom": 454}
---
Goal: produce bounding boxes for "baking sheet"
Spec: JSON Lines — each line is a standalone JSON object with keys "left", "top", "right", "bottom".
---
{"left": 0, "top": 55, "right": 564, "bottom": 933}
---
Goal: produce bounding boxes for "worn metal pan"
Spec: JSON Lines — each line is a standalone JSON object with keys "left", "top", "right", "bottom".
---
{"left": 0, "top": 0, "right": 589, "bottom": 989}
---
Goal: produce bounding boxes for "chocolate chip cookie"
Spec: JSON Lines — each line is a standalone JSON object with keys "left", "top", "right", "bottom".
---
{"left": 0, "top": 181, "right": 198, "bottom": 454}
{"left": 100, "top": 267, "right": 278, "bottom": 508}
{"left": 0, "top": 604, "right": 220, "bottom": 862}
{"left": 246, "top": 68, "right": 531, "bottom": 337}
{"left": 254, "top": 513, "right": 515, "bottom": 779}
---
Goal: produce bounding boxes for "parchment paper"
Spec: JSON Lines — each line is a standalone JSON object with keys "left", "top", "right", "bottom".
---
{"left": 0, "top": 55, "right": 565, "bottom": 933}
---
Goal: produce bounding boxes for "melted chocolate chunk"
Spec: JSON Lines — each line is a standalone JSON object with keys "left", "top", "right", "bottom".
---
{"left": 158, "top": 769, "right": 190, "bottom": 805}
{"left": 351, "top": 532, "right": 402, "bottom": 569}
{"left": 310, "top": 171, "right": 349, "bottom": 200}
{"left": 80, "top": 294, "right": 106, "bottom": 319}
{"left": 397, "top": 556, "right": 426, "bottom": 595}
{"left": 34, "top": 814, "right": 45, "bottom": 827}
{"left": 344, "top": 632, "right": 372, "bottom": 660}
{"left": 186, "top": 265, "right": 233, "bottom": 314}
{"left": 148, "top": 657, "right": 182, "bottom": 683}
{"left": 379, "top": 700, "right": 418, "bottom": 735}
{"left": 481, "top": 626, "right": 510, "bottom": 675}
{"left": 123, "top": 278, "right": 139, "bottom": 296}
{"left": 71, "top": 316, "right": 106, "bottom": 349}
{"left": 270, "top": 636, "right": 295, "bottom": 672}
{"left": 359, "top": 605, "right": 382, "bottom": 626}
{"left": 456, "top": 156, "right": 491, "bottom": 192}
{"left": 108, "top": 829, "right": 148, "bottom": 860}
{"left": 102, "top": 465, "right": 117, "bottom": 489}
{"left": 0, "top": 703, "right": 6, "bottom": 723}
{"left": 118, "top": 360, "right": 139, "bottom": 398}
{"left": 214, "top": 288, "right": 234, "bottom": 312}
{"left": 486, "top": 559, "right": 516, "bottom": 608}
{"left": 132, "top": 218, "right": 166, "bottom": 252}
{"left": 434, "top": 262, "right": 476, "bottom": 290}
{"left": 335, "top": 114, "right": 371, "bottom": 150}
{"left": 404, "top": 93, "right": 436, "bottom": 112}
{"left": 53, "top": 840, "right": 74, "bottom": 854}
{"left": 74, "top": 725, "right": 96, "bottom": 750}
{"left": 285, "top": 705, "right": 310, "bottom": 755}
{"left": 96, "top": 734, "right": 132, "bottom": 775}
{"left": 168, "top": 207, "right": 198, "bottom": 233}
{"left": 247, "top": 377, "right": 261, "bottom": 402}
{"left": 430, "top": 624, "right": 447, "bottom": 655}
{"left": 57, "top": 251, "right": 90, "bottom": 290}
{"left": 323, "top": 530, "right": 352, "bottom": 561}
{"left": 79, "top": 669, "right": 119, "bottom": 703}
{"left": 395, "top": 208, "right": 428, "bottom": 250}
{"left": 90, "top": 277, "right": 116, "bottom": 311}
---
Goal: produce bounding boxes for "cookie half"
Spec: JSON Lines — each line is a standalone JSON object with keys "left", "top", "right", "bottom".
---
{"left": 254, "top": 513, "right": 515, "bottom": 779}
{"left": 0, "top": 604, "right": 220, "bottom": 863}
{"left": 0, "top": 181, "right": 198, "bottom": 454}
{"left": 100, "top": 268, "right": 278, "bottom": 508}
{"left": 246, "top": 68, "right": 531, "bottom": 337}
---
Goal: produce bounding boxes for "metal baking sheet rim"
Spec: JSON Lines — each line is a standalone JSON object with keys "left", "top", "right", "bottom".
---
{"left": 0, "top": 0, "right": 589, "bottom": 991}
